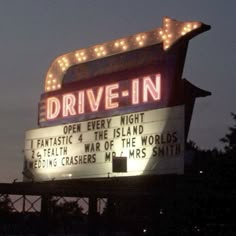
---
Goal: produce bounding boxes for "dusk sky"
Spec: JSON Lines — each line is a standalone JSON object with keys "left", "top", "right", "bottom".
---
{"left": 0, "top": 1, "right": 235, "bottom": 182}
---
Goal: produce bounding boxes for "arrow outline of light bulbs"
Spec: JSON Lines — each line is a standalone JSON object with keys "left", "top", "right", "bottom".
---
{"left": 44, "top": 17, "right": 211, "bottom": 92}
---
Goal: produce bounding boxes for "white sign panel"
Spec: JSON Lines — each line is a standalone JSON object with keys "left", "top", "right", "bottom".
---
{"left": 24, "top": 105, "right": 185, "bottom": 181}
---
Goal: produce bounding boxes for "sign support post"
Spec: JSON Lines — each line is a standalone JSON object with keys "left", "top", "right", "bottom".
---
{"left": 88, "top": 196, "right": 99, "bottom": 236}
{"left": 40, "top": 194, "right": 50, "bottom": 236}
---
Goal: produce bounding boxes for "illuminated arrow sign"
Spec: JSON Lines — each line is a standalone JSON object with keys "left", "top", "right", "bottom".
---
{"left": 44, "top": 17, "right": 210, "bottom": 93}
{"left": 25, "top": 17, "right": 211, "bottom": 182}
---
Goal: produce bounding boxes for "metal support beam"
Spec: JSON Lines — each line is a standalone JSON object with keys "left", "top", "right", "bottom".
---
{"left": 40, "top": 195, "right": 50, "bottom": 236}
{"left": 88, "top": 196, "right": 99, "bottom": 236}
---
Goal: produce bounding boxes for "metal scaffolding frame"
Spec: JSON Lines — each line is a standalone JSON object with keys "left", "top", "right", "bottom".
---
{"left": 0, "top": 175, "right": 176, "bottom": 235}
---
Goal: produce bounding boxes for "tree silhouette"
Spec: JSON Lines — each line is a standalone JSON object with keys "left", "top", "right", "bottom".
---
{"left": 220, "top": 112, "right": 236, "bottom": 154}
{"left": 0, "top": 194, "right": 13, "bottom": 215}
{"left": 49, "top": 198, "right": 84, "bottom": 216}
{"left": 47, "top": 198, "right": 85, "bottom": 234}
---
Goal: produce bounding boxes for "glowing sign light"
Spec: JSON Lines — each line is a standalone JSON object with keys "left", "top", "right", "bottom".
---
{"left": 44, "top": 17, "right": 210, "bottom": 92}
{"left": 45, "top": 74, "right": 161, "bottom": 122}
{"left": 24, "top": 105, "right": 184, "bottom": 182}
{"left": 25, "top": 16, "right": 211, "bottom": 182}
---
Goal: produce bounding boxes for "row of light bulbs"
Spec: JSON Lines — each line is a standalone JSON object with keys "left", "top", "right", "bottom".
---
{"left": 45, "top": 18, "right": 201, "bottom": 92}
{"left": 58, "top": 33, "right": 148, "bottom": 71}
{"left": 45, "top": 33, "right": 149, "bottom": 91}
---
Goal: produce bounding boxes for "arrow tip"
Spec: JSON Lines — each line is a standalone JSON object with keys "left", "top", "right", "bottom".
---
{"left": 160, "top": 17, "right": 211, "bottom": 50}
